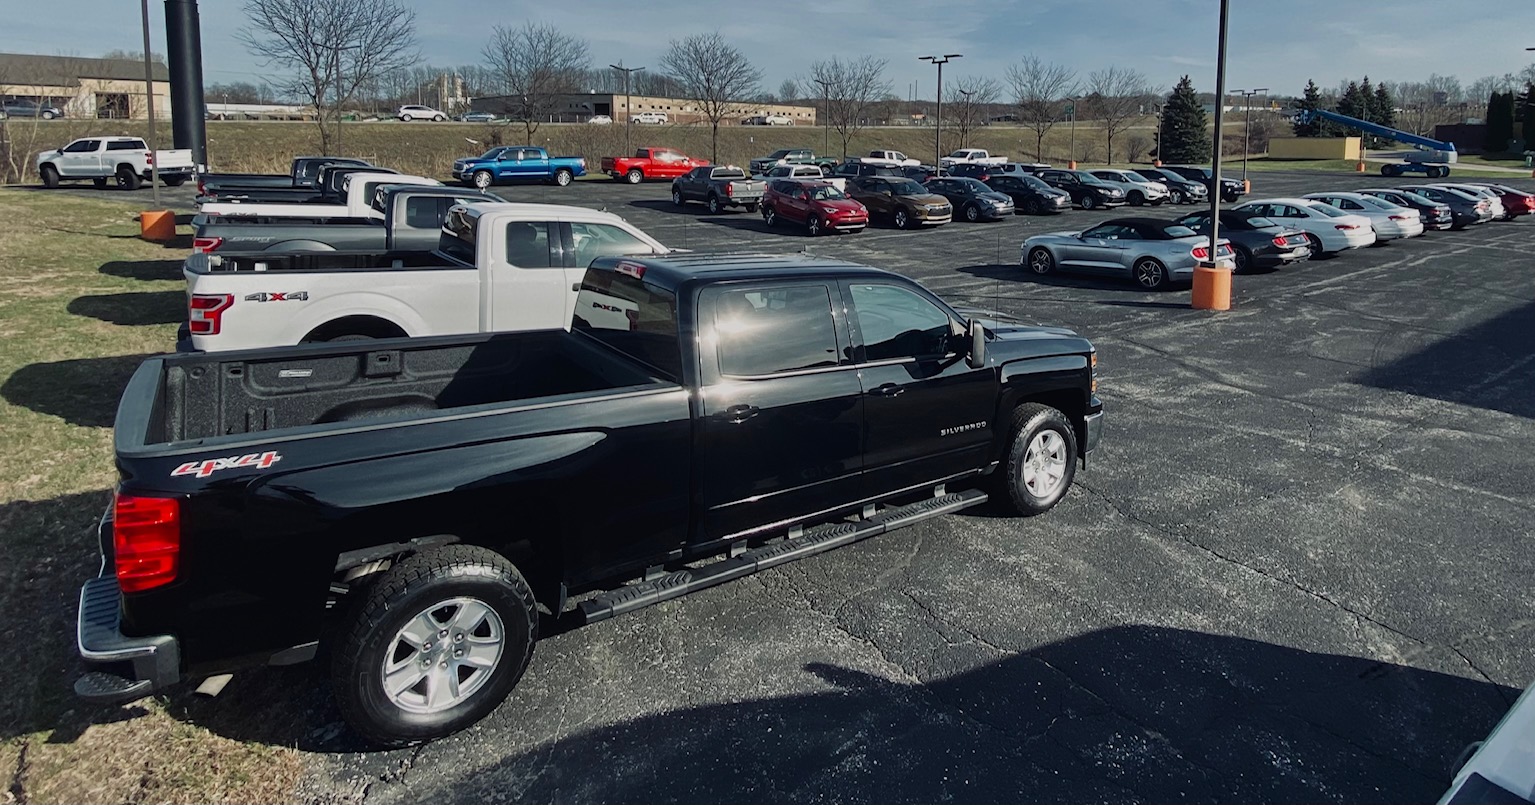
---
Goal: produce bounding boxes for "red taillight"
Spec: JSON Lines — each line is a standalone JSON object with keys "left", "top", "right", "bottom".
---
{"left": 725, "top": 183, "right": 734, "bottom": 197}
{"left": 188, "top": 293, "right": 233, "bottom": 335}
{"left": 193, "top": 236, "right": 223, "bottom": 253}
{"left": 145, "top": 151, "right": 154, "bottom": 166}
{"left": 1335, "top": 224, "right": 1359, "bottom": 230}
{"left": 196, "top": 175, "right": 204, "bottom": 194}
{"left": 113, "top": 494, "right": 180, "bottom": 593}
{"left": 1272, "top": 235, "right": 1288, "bottom": 247}
{"left": 1388, "top": 214, "right": 1411, "bottom": 221}
{"left": 1191, "top": 246, "right": 1210, "bottom": 260}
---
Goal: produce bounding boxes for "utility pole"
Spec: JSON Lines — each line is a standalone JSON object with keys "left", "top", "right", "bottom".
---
{"left": 813, "top": 77, "right": 831, "bottom": 155}
{"left": 918, "top": 54, "right": 961, "bottom": 168}
{"left": 610, "top": 62, "right": 644, "bottom": 155}
{"left": 139, "top": 0, "right": 161, "bottom": 208}
{"left": 957, "top": 88, "right": 975, "bottom": 148}
{"left": 1232, "top": 87, "right": 1267, "bottom": 182}
{"left": 1067, "top": 97, "right": 1078, "bottom": 167}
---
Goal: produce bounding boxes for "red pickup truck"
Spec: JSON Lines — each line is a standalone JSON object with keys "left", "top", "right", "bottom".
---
{"left": 601, "top": 147, "right": 708, "bottom": 183}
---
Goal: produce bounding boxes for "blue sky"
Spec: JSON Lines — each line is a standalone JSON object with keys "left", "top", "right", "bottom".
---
{"left": 8, "top": 0, "right": 1532, "bottom": 99}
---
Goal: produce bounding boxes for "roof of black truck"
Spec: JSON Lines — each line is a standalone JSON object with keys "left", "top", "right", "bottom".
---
{"left": 591, "top": 252, "right": 894, "bottom": 290}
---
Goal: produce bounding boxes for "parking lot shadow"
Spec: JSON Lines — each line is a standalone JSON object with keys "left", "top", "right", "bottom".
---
{"left": 68, "top": 291, "right": 185, "bottom": 326}
{"left": 956, "top": 262, "right": 1161, "bottom": 294}
{"left": 2, "top": 353, "right": 155, "bottom": 428}
{"left": 1360, "top": 301, "right": 1535, "bottom": 419}
{"left": 98, "top": 259, "right": 184, "bottom": 281}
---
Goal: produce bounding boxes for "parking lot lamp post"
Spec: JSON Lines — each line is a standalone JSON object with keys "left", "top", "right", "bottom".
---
{"left": 918, "top": 54, "right": 962, "bottom": 168}
{"left": 1192, "top": 0, "right": 1233, "bottom": 311}
{"left": 1068, "top": 98, "right": 1077, "bottom": 167}
{"left": 1233, "top": 88, "right": 1267, "bottom": 184}
{"left": 610, "top": 63, "right": 644, "bottom": 156}
{"left": 957, "top": 87, "right": 975, "bottom": 148}
{"left": 139, "top": 0, "right": 161, "bottom": 209}
{"left": 813, "top": 77, "right": 831, "bottom": 156}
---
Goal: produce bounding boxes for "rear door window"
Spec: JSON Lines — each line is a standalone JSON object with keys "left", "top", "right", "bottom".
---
{"left": 504, "top": 221, "right": 557, "bottom": 267}
{"left": 715, "top": 284, "right": 841, "bottom": 376}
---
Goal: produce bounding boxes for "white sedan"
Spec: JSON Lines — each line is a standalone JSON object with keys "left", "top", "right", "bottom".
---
{"left": 1302, "top": 192, "right": 1424, "bottom": 240}
{"left": 1232, "top": 198, "right": 1376, "bottom": 255}
{"left": 1430, "top": 183, "right": 1507, "bottom": 220}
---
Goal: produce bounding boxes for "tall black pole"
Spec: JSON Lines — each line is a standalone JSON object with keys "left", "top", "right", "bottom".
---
{"left": 935, "top": 60, "right": 943, "bottom": 167}
{"left": 1207, "top": 0, "right": 1230, "bottom": 260}
{"left": 139, "top": 0, "right": 161, "bottom": 208}
{"left": 164, "top": 0, "right": 207, "bottom": 170}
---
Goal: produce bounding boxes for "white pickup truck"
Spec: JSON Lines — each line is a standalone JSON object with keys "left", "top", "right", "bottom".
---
{"left": 181, "top": 202, "right": 670, "bottom": 351}
{"left": 35, "top": 136, "right": 195, "bottom": 190}
{"left": 197, "top": 172, "right": 441, "bottom": 221}
{"left": 938, "top": 148, "right": 1008, "bottom": 168}
{"left": 865, "top": 150, "right": 922, "bottom": 167}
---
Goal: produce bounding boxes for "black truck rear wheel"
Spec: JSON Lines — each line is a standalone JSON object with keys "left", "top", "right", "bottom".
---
{"left": 332, "top": 545, "right": 538, "bottom": 747}
{"left": 995, "top": 403, "right": 1078, "bottom": 516}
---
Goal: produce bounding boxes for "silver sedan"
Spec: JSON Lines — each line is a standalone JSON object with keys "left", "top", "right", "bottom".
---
{"left": 1021, "top": 217, "right": 1233, "bottom": 290}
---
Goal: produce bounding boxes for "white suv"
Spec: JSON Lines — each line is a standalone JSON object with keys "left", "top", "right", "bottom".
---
{"left": 397, "top": 105, "right": 447, "bottom": 122}
{"left": 632, "top": 111, "right": 668, "bottom": 124}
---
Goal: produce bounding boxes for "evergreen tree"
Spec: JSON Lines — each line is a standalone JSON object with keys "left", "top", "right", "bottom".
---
{"left": 1486, "top": 91, "right": 1515, "bottom": 152}
{"left": 1521, "top": 83, "right": 1535, "bottom": 148}
{"left": 1359, "top": 76, "right": 1375, "bottom": 119}
{"left": 1160, "top": 75, "right": 1210, "bottom": 163}
{"left": 1293, "top": 79, "right": 1324, "bottom": 137}
{"left": 1373, "top": 83, "right": 1395, "bottom": 129}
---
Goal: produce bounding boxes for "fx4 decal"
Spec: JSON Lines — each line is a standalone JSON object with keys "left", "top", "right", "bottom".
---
{"left": 172, "top": 451, "right": 282, "bottom": 478}
{"left": 244, "top": 291, "right": 309, "bottom": 302}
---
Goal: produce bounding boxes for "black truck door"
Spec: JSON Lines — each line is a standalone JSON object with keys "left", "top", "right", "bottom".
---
{"left": 695, "top": 281, "right": 864, "bottom": 541}
{"left": 842, "top": 280, "right": 996, "bottom": 496}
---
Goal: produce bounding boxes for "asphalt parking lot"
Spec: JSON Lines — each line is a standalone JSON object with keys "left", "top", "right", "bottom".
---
{"left": 66, "top": 170, "right": 1535, "bottom": 803}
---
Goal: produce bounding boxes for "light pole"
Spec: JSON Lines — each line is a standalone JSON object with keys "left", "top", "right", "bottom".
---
{"left": 138, "top": 0, "right": 161, "bottom": 209}
{"left": 1154, "top": 102, "right": 1164, "bottom": 165}
{"left": 918, "top": 54, "right": 962, "bottom": 167}
{"left": 1191, "top": 0, "right": 1233, "bottom": 311}
{"left": 957, "top": 87, "right": 975, "bottom": 148}
{"left": 1232, "top": 87, "right": 1267, "bottom": 182}
{"left": 1067, "top": 96, "right": 1078, "bottom": 167}
{"left": 813, "top": 77, "right": 831, "bottom": 156}
{"left": 610, "top": 62, "right": 645, "bottom": 156}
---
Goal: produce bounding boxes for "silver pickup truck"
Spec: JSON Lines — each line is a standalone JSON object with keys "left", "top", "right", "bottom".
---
{"left": 671, "top": 166, "right": 766, "bottom": 214}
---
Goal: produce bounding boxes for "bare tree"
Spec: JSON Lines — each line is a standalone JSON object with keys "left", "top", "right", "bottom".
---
{"left": 1086, "top": 66, "right": 1154, "bottom": 165}
{"left": 779, "top": 78, "right": 800, "bottom": 103}
{"left": 660, "top": 32, "right": 761, "bottom": 163}
{"left": 947, "top": 75, "right": 999, "bottom": 148}
{"left": 1005, "top": 56, "right": 1076, "bottom": 160}
{"left": 808, "top": 56, "right": 890, "bottom": 158}
{"left": 481, "top": 22, "right": 590, "bottom": 141}
{"left": 240, "top": 0, "right": 419, "bottom": 154}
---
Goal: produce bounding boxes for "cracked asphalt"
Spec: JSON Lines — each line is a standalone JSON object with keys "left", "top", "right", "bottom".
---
{"left": 150, "top": 170, "right": 1535, "bottom": 803}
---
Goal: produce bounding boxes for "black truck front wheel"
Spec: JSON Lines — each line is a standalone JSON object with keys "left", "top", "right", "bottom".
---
{"left": 332, "top": 545, "right": 539, "bottom": 747}
{"left": 996, "top": 403, "right": 1078, "bottom": 516}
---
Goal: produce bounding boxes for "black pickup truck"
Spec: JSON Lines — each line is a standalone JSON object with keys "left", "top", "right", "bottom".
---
{"left": 76, "top": 253, "right": 1103, "bottom": 746}
{"left": 191, "top": 185, "right": 494, "bottom": 253}
{"left": 197, "top": 156, "right": 373, "bottom": 196}
{"left": 198, "top": 165, "right": 400, "bottom": 205}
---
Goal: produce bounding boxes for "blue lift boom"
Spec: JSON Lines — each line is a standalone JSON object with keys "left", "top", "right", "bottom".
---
{"left": 1293, "top": 109, "right": 1457, "bottom": 177}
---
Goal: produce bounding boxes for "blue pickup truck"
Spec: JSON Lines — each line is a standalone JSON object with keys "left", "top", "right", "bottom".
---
{"left": 452, "top": 146, "right": 587, "bottom": 188}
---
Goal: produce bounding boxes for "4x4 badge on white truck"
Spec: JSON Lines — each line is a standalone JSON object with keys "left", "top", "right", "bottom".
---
{"left": 244, "top": 291, "right": 309, "bottom": 302}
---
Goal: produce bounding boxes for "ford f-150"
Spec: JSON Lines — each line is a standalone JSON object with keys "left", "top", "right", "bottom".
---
{"left": 191, "top": 185, "right": 495, "bottom": 254}
{"left": 600, "top": 147, "right": 707, "bottom": 183}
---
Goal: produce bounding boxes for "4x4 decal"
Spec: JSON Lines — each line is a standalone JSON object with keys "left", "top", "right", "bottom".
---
{"left": 172, "top": 451, "right": 282, "bottom": 478}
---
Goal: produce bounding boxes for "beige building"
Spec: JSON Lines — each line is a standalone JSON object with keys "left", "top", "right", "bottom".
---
{"left": 475, "top": 91, "right": 816, "bottom": 126}
{"left": 0, "top": 53, "right": 172, "bottom": 119}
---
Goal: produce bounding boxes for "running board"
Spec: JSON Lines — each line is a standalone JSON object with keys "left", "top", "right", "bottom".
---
{"left": 578, "top": 488, "right": 987, "bottom": 624}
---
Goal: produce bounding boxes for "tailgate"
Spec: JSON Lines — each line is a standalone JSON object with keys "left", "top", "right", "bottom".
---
{"left": 730, "top": 180, "right": 765, "bottom": 197}
{"left": 153, "top": 150, "right": 196, "bottom": 170}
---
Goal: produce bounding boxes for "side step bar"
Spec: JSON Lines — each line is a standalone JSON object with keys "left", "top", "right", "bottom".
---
{"left": 578, "top": 488, "right": 987, "bottom": 624}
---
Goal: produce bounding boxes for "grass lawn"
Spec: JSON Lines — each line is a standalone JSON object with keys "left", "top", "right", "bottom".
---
{"left": 0, "top": 188, "right": 302, "bottom": 803}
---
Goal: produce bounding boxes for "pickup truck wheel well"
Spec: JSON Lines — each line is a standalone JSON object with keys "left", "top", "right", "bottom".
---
{"left": 334, "top": 536, "right": 562, "bottom": 611}
{"left": 303, "top": 316, "right": 408, "bottom": 343}
{"left": 1002, "top": 389, "right": 1087, "bottom": 459}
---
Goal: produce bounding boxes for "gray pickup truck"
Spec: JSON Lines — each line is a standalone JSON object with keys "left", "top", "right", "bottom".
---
{"left": 198, "top": 156, "right": 374, "bottom": 197}
{"left": 192, "top": 185, "right": 495, "bottom": 254}
{"left": 671, "top": 166, "right": 766, "bottom": 214}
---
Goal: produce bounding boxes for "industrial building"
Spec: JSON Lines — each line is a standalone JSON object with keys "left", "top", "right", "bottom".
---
{"left": 0, "top": 53, "right": 172, "bottom": 119}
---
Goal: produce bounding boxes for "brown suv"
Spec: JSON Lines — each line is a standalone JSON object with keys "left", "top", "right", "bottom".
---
{"left": 846, "top": 175, "right": 953, "bottom": 229}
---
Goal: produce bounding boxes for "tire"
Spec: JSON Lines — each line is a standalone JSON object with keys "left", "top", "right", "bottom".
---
{"left": 92, "top": 177, "right": 107, "bottom": 189}
{"left": 807, "top": 215, "right": 824, "bottom": 236}
{"left": 1232, "top": 245, "right": 1253, "bottom": 274}
{"left": 1303, "top": 232, "right": 1324, "bottom": 257}
{"left": 41, "top": 110, "right": 55, "bottom": 120}
{"left": 706, "top": 195, "right": 722, "bottom": 214}
{"left": 472, "top": 170, "right": 493, "bottom": 190}
{"left": 1025, "top": 197, "right": 1042, "bottom": 215}
{"left": 434, "top": 114, "right": 445, "bottom": 122}
{"left": 401, "top": 113, "right": 413, "bottom": 122}
{"left": 39, "top": 164, "right": 59, "bottom": 188}
{"left": 893, "top": 208, "right": 910, "bottom": 229}
{"left": 1128, "top": 191, "right": 1144, "bottom": 207}
{"left": 1026, "top": 247, "right": 1054, "bottom": 275}
{"left": 672, "top": 187, "right": 684, "bottom": 206}
{"left": 1080, "top": 194, "right": 1098, "bottom": 210}
{"left": 994, "top": 403, "right": 1078, "bottom": 516}
{"left": 625, "top": 168, "right": 643, "bottom": 184}
{"left": 115, "top": 166, "right": 142, "bottom": 191}
{"left": 744, "top": 202, "right": 758, "bottom": 213}
{"left": 763, "top": 205, "right": 778, "bottom": 227}
{"left": 162, "top": 175, "right": 187, "bottom": 187}
{"left": 964, "top": 203, "right": 981, "bottom": 222}
{"left": 1380, "top": 164, "right": 1397, "bottom": 177}
{"left": 1132, "top": 257, "right": 1170, "bottom": 290}
{"left": 553, "top": 169, "right": 573, "bottom": 187}
{"left": 331, "top": 545, "right": 538, "bottom": 748}
{"left": 1169, "top": 189, "right": 1184, "bottom": 204}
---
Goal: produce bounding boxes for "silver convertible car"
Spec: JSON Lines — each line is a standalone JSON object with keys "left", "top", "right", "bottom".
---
{"left": 1021, "top": 217, "right": 1234, "bottom": 290}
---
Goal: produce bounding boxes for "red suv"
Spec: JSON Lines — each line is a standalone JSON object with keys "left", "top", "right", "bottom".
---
{"left": 761, "top": 179, "right": 869, "bottom": 235}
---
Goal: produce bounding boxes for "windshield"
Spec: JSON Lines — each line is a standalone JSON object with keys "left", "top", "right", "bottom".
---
{"left": 479, "top": 149, "right": 503, "bottom": 159}
{"left": 767, "top": 150, "right": 792, "bottom": 159}
{"left": 1123, "top": 171, "right": 1153, "bottom": 183}
{"left": 1020, "top": 175, "right": 1052, "bottom": 191}
{"left": 1307, "top": 202, "right": 1348, "bottom": 218}
{"left": 1071, "top": 171, "right": 1111, "bottom": 186}
{"left": 809, "top": 185, "right": 846, "bottom": 200}
{"left": 1162, "top": 225, "right": 1198, "bottom": 238}
{"left": 1355, "top": 195, "right": 1399, "bottom": 211}
{"left": 889, "top": 179, "right": 928, "bottom": 195}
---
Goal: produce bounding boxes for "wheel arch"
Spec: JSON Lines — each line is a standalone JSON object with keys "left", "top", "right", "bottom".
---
{"left": 992, "top": 363, "right": 1092, "bottom": 462}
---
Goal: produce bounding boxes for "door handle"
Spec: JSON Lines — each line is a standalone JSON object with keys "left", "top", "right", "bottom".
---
{"left": 868, "top": 383, "right": 905, "bottom": 397}
{"left": 724, "top": 404, "right": 759, "bottom": 423}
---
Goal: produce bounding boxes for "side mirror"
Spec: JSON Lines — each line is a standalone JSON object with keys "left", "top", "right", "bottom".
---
{"left": 966, "top": 319, "right": 987, "bottom": 369}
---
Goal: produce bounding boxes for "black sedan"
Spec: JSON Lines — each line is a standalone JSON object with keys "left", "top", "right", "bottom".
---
{"left": 922, "top": 177, "right": 1015, "bottom": 221}
{"left": 1396, "top": 184, "right": 1491, "bottom": 229}
{"left": 902, "top": 164, "right": 949, "bottom": 182}
{"left": 1163, "top": 165, "right": 1246, "bottom": 202}
{"left": 984, "top": 174, "right": 1072, "bottom": 215}
{"left": 1356, "top": 188, "right": 1454, "bottom": 230}
{"left": 1173, "top": 209, "right": 1312, "bottom": 273}
{"left": 1134, "top": 166, "right": 1209, "bottom": 205}
{"left": 948, "top": 163, "right": 999, "bottom": 181}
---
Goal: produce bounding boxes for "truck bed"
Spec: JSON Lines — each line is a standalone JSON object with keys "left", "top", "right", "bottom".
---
{"left": 188, "top": 250, "right": 443, "bottom": 273}
{"left": 129, "top": 330, "right": 672, "bottom": 447}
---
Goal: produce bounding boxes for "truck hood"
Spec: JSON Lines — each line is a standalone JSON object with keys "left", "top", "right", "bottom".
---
{"left": 949, "top": 307, "right": 1079, "bottom": 339}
